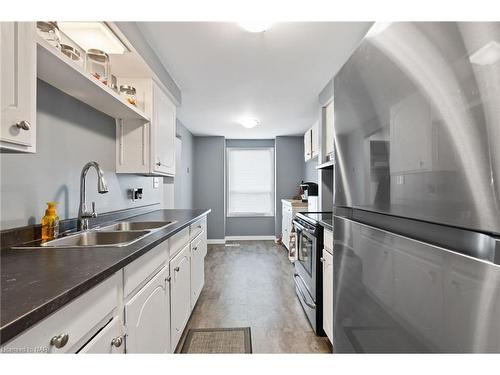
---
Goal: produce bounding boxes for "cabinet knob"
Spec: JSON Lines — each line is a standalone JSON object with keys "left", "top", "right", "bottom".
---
{"left": 15, "top": 120, "right": 31, "bottom": 131}
{"left": 320, "top": 257, "right": 325, "bottom": 262}
{"left": 193, "top": 247, "right": 197, "bottom": 251}
{"left": 174, "top": 266, "right": 180, "bottom": 272}
{"left": 111, "top": 336, "right": 123, "bottom": 348}
{"left": 50, "top": 333, "right": 69, "bottom": 348}
{"left": 165, "top": 276, "right": 171, "bottom": 282}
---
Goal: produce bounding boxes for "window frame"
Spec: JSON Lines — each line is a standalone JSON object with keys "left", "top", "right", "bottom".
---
{"left": 226, "top": 146, "right": 275, "bottom": 218}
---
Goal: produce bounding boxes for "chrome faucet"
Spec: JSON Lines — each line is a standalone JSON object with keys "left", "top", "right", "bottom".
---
{"left": 77, "top": 161, "right": 109, "bottom": 231}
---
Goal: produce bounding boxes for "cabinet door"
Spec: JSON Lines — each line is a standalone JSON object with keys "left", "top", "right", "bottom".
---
{"left": 325, "top": 101, "right": 334, "bottom": 156}
{"left": 78, "top": 316, "right": 124, "bottom": 354}
{"left": 311, "top": 121, "right": 319, "bottom": 158}
{"left": 125, "top": 266, "right": 170, "bottom": 353}
{"left": 170, "top": 244, "right": 191, "bottom": 351}
{"left": 152, "top": 83, "right": 176, "bottom": 176}
{"left": 190, "top": 232, "right": 205, "bottom": 309}
{"left": 304, "top": 129, "right": 312, "bottom": 161}
{"left": 1, "top": 22, "right": 36, "bottom": 153}
{"left": 322, "top": 249, "right": 334, "bottom": 343}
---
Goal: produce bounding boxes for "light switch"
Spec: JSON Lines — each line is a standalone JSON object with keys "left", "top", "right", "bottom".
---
{"left": 153, "top": 177, "right": 160, "bottom": 189}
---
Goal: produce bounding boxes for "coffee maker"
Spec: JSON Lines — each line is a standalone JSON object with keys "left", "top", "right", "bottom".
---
{"left": 299, "top": 182, "right": 319, "bottom": 212}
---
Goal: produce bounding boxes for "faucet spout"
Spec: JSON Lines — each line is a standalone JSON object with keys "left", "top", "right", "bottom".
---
{"left": 77, "top": 161, "right": 109, "bottom": 231}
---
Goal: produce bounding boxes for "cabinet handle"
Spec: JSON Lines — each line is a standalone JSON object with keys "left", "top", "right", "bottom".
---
{"left": 174, "top": 266, "right": 180, "bottom": 272}
{"left": 165, "top": 276, "right": 171, "bottom": 282}
{"left": 50, "top": 333, "right": 69, "bottom": 348}
{"left": 320, "top": 257, "right": 325, "bottom": 262}
{"left": 111, "top": 336, "right": 123, "bottom": 348}
{"left": 193, "top": 247, "right": 197, "bottom": 251}
{"left": 15, "top": 120, "right": 31, "bottom": 131}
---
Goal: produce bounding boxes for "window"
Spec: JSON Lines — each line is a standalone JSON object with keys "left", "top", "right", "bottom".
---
{"left": 227, "top": 147, "right": 275, "bottom": 217}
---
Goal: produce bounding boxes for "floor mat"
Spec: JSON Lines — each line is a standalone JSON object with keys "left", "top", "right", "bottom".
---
{"left": 180, "top": 327, "right": 252, "bottom": 354}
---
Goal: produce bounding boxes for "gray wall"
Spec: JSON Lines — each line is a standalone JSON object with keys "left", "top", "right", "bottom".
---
{"left": 0, "top": 80, "right": 164, "bottom": 229}
{"left": 174, "top": 120, "right": 194, "bottom": 209}
{"left": 192, "top": 136, "right": 225, "bottom": 240}
{"left": 275, "top": 136, "right": 305, "bottom": 237}
{"left": 225, "top": 139, "right": 275, "bottom": 237}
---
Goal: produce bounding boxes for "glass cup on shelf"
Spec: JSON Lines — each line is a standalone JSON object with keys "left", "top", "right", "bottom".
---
{"left": 36, "top": 21, "right": 61, "bottom": 49}
{"left": 119, "top": 85, "right": 137, "bottom": 106}
{"left": 86, "top": 49, "right": 110, "bottom": 86}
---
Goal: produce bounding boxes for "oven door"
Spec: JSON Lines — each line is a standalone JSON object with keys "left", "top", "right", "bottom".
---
{"left": 294, "top": 220, "right": 317, "bottom": 298}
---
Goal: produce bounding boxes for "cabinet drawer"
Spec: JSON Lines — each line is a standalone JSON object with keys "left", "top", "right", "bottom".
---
{"left": 169, "top": 227, "right": 190, "bottom": 259}
{"left": 190, "top": 216, "right": 206, "bottom": 240}
{"left": 123, "top": 240, "right": 168, "bottom": 298}
{"left": 2, "top": 272, "right": 120, "bottom": 353}
{"left": 324, "top": 229, "right": 333, "bottom": 254}
{"left": 78, "top": 316, "right": 123, "bottom": 354}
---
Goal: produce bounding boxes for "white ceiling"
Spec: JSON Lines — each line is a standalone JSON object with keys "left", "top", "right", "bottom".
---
{"left": 138, "top": 22, "right": 372, "bottom": 138}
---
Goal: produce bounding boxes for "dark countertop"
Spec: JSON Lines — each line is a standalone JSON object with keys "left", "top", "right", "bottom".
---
{"left": 0, "top": 208, "right": 210, "bottom": 345}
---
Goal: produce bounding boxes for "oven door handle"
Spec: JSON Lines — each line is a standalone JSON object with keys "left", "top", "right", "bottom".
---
{"left": 293, "top": 273, "right": 316, "bottom": 309}
{"left": 293, "top": 221, "right": 315, "bottom": 234}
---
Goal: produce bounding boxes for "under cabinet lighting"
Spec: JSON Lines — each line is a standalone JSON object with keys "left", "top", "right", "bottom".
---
{"left": 365, "top": 22, "right": 392, "bottom": 38}
{"left": 469, "top": 41, "right": 500, "bottom": 66}
{"left": 58, "top": 22, "right": 128, "bottom": 54}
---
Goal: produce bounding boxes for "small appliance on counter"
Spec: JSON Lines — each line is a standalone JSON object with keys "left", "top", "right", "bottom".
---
{"left": 299, "top": 181, "right": 319, "bottom": 212}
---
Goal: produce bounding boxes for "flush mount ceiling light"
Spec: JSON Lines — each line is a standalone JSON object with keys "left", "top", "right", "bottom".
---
{"left": 237, "top": 21, "right": 273, "bottom": 33}
{"left": 239, "top": 118, "right": 260, "bottom": 128}
{"left": 58, "top": 22, "right": 128, "bottom": 54}
{"left": 469, "top": 41, "right": 500, "bottom": 66}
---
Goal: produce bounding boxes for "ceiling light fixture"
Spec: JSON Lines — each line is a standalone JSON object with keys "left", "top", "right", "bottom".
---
{"left": 58, "top": 22, "right": 128, "bottom": 54}
{"left": 238, "top": 21, "right": 273, "bottom": 33}
{"left": 239, "top": 118, "right": 260, "bottom": 129}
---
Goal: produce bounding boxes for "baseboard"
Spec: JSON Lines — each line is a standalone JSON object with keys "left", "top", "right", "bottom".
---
{"left": 207, "top": 239, "right": 226, "bottom": 245}
{"left": 224, "top": 235, "right": 276, "bottom": 241}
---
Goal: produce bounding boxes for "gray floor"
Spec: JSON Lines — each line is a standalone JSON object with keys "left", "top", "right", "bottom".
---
{"left": 181, "top": 240, "right": 332, "bottom": 353}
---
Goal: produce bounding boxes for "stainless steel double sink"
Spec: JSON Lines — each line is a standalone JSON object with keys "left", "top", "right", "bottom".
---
{"left": 38, "top": 220, "right": 177, "bottom": 248}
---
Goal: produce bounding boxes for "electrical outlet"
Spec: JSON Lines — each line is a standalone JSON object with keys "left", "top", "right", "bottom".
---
{"left": 153, "top": 177, "right": 160, "bottom": 189}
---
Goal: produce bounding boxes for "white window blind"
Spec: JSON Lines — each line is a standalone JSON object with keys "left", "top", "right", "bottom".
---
{"left": 227, "top": 147, "right": 275, "bottom": 217}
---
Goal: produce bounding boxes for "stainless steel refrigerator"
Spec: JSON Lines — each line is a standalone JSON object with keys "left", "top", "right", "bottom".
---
{"left": 331, "top": 22, "right": 500, "bottom": 353}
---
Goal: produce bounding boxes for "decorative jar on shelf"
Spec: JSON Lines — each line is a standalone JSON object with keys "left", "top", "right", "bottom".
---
{"left": 86, "top": 49, "right": 110, "bottom": 85}
{"left": 36, "top": 21, "right": 61, "bottom": 49}
{"left": 119, "top": 85, "right": 137, "bottom": 106}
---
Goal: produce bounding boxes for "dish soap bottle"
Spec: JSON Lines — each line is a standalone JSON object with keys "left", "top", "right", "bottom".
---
{"left": 41, "top": 201, "right": 60, "bottom": 243}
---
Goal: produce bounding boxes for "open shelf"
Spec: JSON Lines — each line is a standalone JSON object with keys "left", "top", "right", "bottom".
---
{"left": 36, "top": 36, "right": 150, "bottom": 122}
{"left": 316, "top": 160, "right": 334, "bottom": 170}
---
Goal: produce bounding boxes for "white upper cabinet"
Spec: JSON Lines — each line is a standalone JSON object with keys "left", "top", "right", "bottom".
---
{"left": 116, "top": 79, "right": 176, "bottom": 176}
{"left": 1, "top": 22, "right": 36, "bottom": 153}
{"left": 152, "top": 82, "right": 176, "bottom": 175}
{"left": 324, "top": 101, "right": 334, "bottom": 158}
{"left": 311, "top": 121, "right": 319, "bottom": 159}
{"left": 304, "top": 128, "right": 312, "bottom": 161}
{"left": 304, "top": 122, "right": 319, "bottom": 162}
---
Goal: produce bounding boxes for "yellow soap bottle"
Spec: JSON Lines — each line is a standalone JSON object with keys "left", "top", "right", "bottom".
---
{"left": 41, "top": 201, "right": 60, "bottom": 243}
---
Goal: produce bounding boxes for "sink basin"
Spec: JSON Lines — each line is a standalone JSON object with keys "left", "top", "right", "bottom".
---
{"left": 97, "top": 220, "right": 176, "bottom": 231}
{"left": 41, "top": 230, "right": 150, "bottom": 248}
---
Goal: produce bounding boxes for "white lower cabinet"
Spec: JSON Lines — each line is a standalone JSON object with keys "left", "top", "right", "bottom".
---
{"left": 322, "top": 249, "right": 333, "bottom": 343}
{"left": 79, "top": 316, "right": 124, "bottom": 354}
{"left": 125, "top": 266, "right": 171, "bottom": 353}
{"left": 190, "top": 231, "right": 206, "bottom": 309}
{"left": 170, "top": 244, "right": 191, "bottom": 351}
